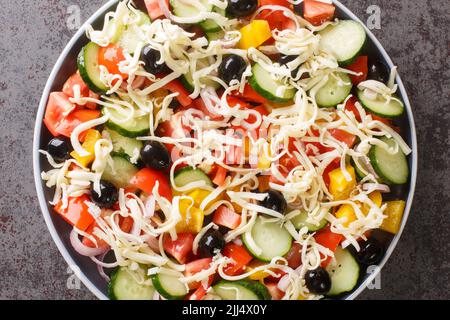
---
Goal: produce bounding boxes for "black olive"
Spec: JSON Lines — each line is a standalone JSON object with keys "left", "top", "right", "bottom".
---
{"left": 260, "top": 190, "right": 287, "bottom": 214}
{"left": 356, "top": 238, "right": 384, "bottom": 265}
{"left": 278, "top": 55, "right": 299, "bottom": 77}
{"left": 198, "top": 229, "right": 225, "bottom": 258}
{"left": 226, "top": 0, "right": 258, "bottom": 18}
{"left": 305, "top": 267, "right": 332, "bottom": 295}
{"left": 91, "top": 180, "right": 118, "bottom": 208}
{"left": 367, "top": 59, "right": 390, "bottom": 83}
{"left": 140, "top": 141, "right": 171, "bottom": 170}
{"left": 218, "top": 55, "right": 247, "bottom": 85}
{"left": 141, "top": 45, "right": 170, "bottom": 74}
{"left": 47, "top": 137, "right": 71, "bottom": 162}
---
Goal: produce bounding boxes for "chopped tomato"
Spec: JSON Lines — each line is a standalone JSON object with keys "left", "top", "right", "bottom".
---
{"left": 322, "top": 158, "right": 340, "bottom": 188}
{"left": 98, "top": 44, "right": 128, "bottom": 80}
{"left": 191, "top": 98, "right": 223, "bottom": 121}
{"left": 213, "top": 206, "right": 242, "bottom": 230}
{"left": 129, "top": 168, "right": 173, "bottom": 201}
{"left": 314, "top": 226, "right": 344, "bottom": 267}
{"left": 144, "top": 0, "right": 169, "bottom": 21}
{"left": 54, "top": 109, "right": 101, "bottom": 138}
{"left": 265, "top": 282, "right": 284, "bottom": 300}
{"left": 284, "top": 242, "right": 302, "bottom": 269}
{"left": 222, "top": 243, "right": 253, "bottom": 276}
{"left": 258, "top": 10, "right": 296, "bottom": 33}
{"left": 303, "top": 0, "right": 335, "bottom": 26}
{"left": 164, "top": 80, "right": 193, "bottom": 107}
{"left": 329, "top": 128, "right": 356, "bottom": 148}
{"left": 44, "top": 92, "right": 75, "bottom": 136}
{"left": 63, "top": 72, "right": 89, "bottom": 97}
{"left": 163, "top": 233, "right": 194, "bottom": 264}
{"left": 54, "top": 195, "right": 94, "bottom": 231}
{"left": 211, "top": 165, "right": 227, "bottom": 186}
{"left": 85, "top": 91, "right": 100, "bottom": 110}
{"left": 260, "top": 0, "right": 291, "bottom": 8}
{"left": 187, "top": 276, "right": 214, "bottom": 300}
{"left": 82, "top": 215, "right": 134, "bottom": 248}
{"left": 346, "top": 56, "right": 368, "bottom": 85}
{"left": 185, "top": 258, "right": 213, "bottom": 290}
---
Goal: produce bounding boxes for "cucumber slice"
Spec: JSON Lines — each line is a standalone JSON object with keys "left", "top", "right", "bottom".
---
{"left": 314, "top": 72, "right": 352, "bottom": 108}
{"left": 249, "top": 63, "right": 297, "bottom": 103}
{"left": 199, "top": 19, "right": 221, "bottom": 33}
{"left": 108, "top": 266, "right": 155, "bottom": 300}
{"left": 105, "top": 129, "right": 143, "bottom": 161}
{"left": 103, "top": 107, "right": 150, "bottom": 138}
{"left": 77, "top": 42, "right": 109, "bottom": 94}
{"left": 369, "top": 137, "right": 409, "bottom": 185}
{"left": 326, "top": 247, "right": 360, "bottom": 296}
{"left": 170, "top": 0, "right": 213, "bottom": 18}
{"left": 319, "top": 20, "right": 367, "bottom": 66}
{"left": 242, "top": 216, "right": 292, "bottom": 262}
{"left": 118, "top": 10, "right": 151, "bottom": 54}
{"left": 206, "top": 30, "right": 225, "bottom": 42}
{"left": 291, "top": 211, "right": 328, "bottom": 232}
{"left": 181, "top": 59, "right": 221, "bottom": 93}
{"left": 213, "top": 280, "right": 270, "bottom": 300}
{"left": 151, "top": 272, "right": 188, "bottom": 300}
{"left": 174, "top": 166, "right": 213, "bottom": 188}
{"left": 356, "top": 89, "right": 405, "bottom": 118}
{"left": 102, "top": 155, "right": 139, "bottom": 188}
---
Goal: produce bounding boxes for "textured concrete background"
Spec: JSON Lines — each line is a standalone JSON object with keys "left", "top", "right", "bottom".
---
{"left": 0, "top": 0, "right": 449, "bottom": 300}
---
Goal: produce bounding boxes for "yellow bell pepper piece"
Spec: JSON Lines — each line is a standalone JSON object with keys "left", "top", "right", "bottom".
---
{"left": 176, "top": 199, "right": 205, "bottom": 233}
{"left": 335, "top": 191, "right": 383, "bottom": 227}
{"left": 258, "top": 151, "right": 272, "bottom": 170}
{"left": 329, "top": 165, "right": 357, "bottom": 201}
{"left": 187, "top": 189, "right": 223, "bottom": 210}
{"left": 380, "top": 200, "right": 406, "bottom": 234}
{"left": 238, "top": 20, "right": 272, "bottom": 50}
{"left": 247, "top": 261, "right": 271, "bottom": 281}
{"left": 70, "top": 129, "right": 102, "bottom": 167}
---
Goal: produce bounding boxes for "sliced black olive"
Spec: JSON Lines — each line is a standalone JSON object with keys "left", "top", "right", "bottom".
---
{"left": 91, "top": 180, "right": 118, "bottom": 208}
{"left": 218, "top": 54, "right": 247, "bottom": 85}
{"left": 260, "top": 190, "right": 287, "bottom": 214}
{"left": 198, "top": 229, "right": 225, "bottom": 258}
{"left": 47, "top": 137, "right": 72, "bottom": 162}
{"left": 278, "top": 55, "right": 299, "bottom": 77}
{"left": 141, "top": 45, "right": 170, "bottom": 74}
{"left": 367, "top": 59, "right": 390, "bottom": 83}
{"left": 305, "top": 267, "right": 332, "bottom": 295}
{"left": 140, "top": 141, "right": 171, "bottom": 170}
{"left": 356, "top": 238, "right": 384, "bottom": 265}
{"left": 226, "top": 0, "right": 259, "bottom": 18}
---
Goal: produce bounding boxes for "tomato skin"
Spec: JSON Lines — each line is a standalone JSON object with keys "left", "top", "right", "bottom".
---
{"left": 213, "top": 206, "right": 242, "bottom": 230}
{"left": 322, "top": 158, "right": 340, "bottom": 189}
{"left": 284, "top": 242, "right": 302, "bottom": 269}
{"left": 260, "top": 0, "right": 291, "bottom": 7}
{"left": 191, "top": 98, "right": 223, "bottom": 121}
{"left": 129, "top": 168, "right": 173, "bottom": 201}
{"left": 346, "top": 56, "right": 368, "bottom": 85}
{"left": 212, "top": 165, "right": 227, "bottom": 186}
{"left": 54, "top": 195, "right": 95, "bottom": 231}
{"left": 98, "top": 44, "right": 128, "bottom": 80}
{"left": 163, "top": 233, "right": 194, "bottom": 264}
{"left": 185, "top": 258, "right": 213, "bottom": 290}
{"left": 265, "top": 282, "right": 284, "bottom": 300}
{"left": 234, "top": 83, "right": 268, "bottom": 105}
{"left": 54, "top": 109, "right": 101, "bottom": 138}
{"left": 222, "top": 243, "right": 253, "bottom": 276}
{"left": 63, "top": 72, "right": 90, "bottom": 97}
{"left": 144, "top": 0, "right": 169, "bottom": 21}
{"left": 186, "top": 276, "right": 214, "bottom": 300}
{"left": 44, "top": 92, "right": 75, "bottom": 136}
{"left": 303, "top": 0, "right": 336, "bottom": 26}
{"left": 329, "top": 128, "right": 357, "bottom": 148}
{"left": 314, "top": 226, "right": 344, "bottom": 267}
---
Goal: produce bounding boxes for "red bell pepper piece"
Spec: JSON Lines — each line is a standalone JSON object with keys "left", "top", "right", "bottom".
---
{"left": 164, "top": 80, "right": 193, "bottom": 107}
{"left": 314, "top": 226, "right": 344, "bottom": 267}
{"left": 54, "top": 195, "right": 94, "bottom": 231}
{"left": 130, "top": 168, "right": 173, "bottom": 201}
{"left": 222, "top": 243, "right": 253, "bottom": 276}
{"left": 346, "top": 56, "right": 368, "bottom": 85}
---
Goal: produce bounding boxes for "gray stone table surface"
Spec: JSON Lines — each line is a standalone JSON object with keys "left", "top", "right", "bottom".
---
{"left": 0, "top": 0, "right": 449, "bottom": 300}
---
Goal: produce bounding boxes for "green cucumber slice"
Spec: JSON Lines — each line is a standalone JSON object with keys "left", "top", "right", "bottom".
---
{"left": 249, "top": 63, "right": 297, "bottom": 103}
{"left": 170, "top": 0, "right": 213, "bottom": 18}
{"left": 173, "top": 166, "right": 213, "bottom": 188}
{"left": 242, "top": 216, "right": 293, "bottom": 262}
{"left": 326, "top": 247, "right": 360, "bottom": 296}
{"left": 103, "top": 107, "right": 150, "bottom": 138}
{"left": 356, "top": 89, "right": 404, "bottom": 118}
{"left": 314, "top": 72, "right": 352, "bottom": 108}
{"left": 319, "top": 20, "right": 367, "bottom": 66}
{"left": 108, "top": 266, "right": 155, "bottom": 300}
{"left": 102, "top": 155, "right": 139, "bottom": 188}
{"left": 77, "top": 42, "right": 109, "bottom": 94}
{"left": 369, "top": 137, "right": 409, "bottom": 185}
{"left": 213, "top": 280, "right": 270, "bottom": 300}
{"left": 105, "top": 129, "right": 143, "bottom": 161}
{"left": 151, "top": 272, "right": 188, "bottom": 300}
{"left": 291, "top": 211, "right": 328, "bottom": 232}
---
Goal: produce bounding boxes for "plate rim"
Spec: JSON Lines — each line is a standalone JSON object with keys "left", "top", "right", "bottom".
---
{"left": 33, "top": 0, "right": 418, "bottom": 300}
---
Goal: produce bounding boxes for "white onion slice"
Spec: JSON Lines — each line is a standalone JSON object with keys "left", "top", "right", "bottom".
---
{"left": 362, "top": 183, "right": 391, "bottom": 193}
{"left": 277, "top": 274, "right": 291, "bottom": 292}
{"left": 70, "top": 229, "right": 109, "bottom": 257}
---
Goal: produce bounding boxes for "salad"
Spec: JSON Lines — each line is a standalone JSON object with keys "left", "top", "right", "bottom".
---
{"left": 40, "top": 0, "right": 412, "bottom": 300}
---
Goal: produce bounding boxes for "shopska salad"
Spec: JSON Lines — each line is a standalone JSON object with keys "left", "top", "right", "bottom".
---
{"left": 40, "top": 0, "right": 411, "bottom": 300}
